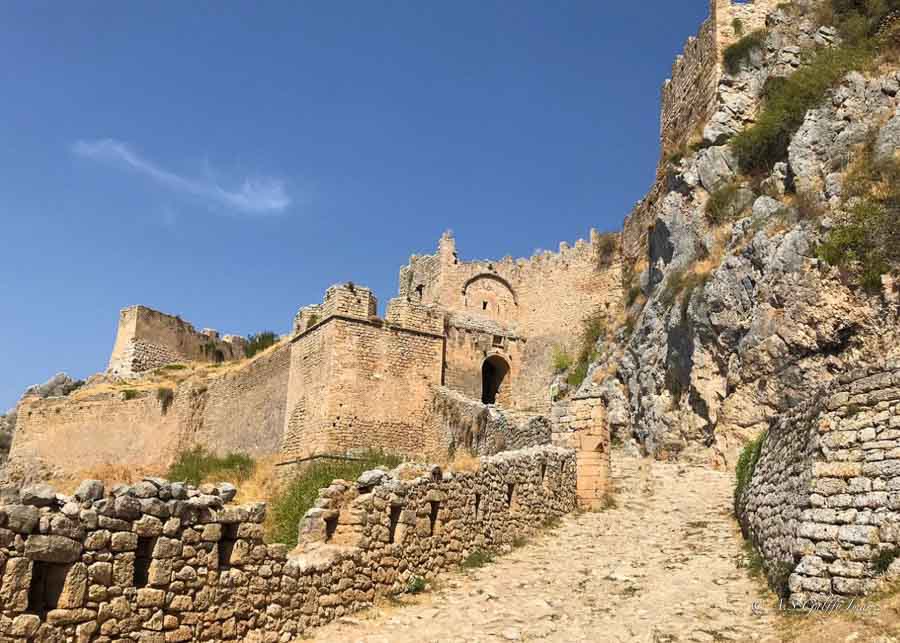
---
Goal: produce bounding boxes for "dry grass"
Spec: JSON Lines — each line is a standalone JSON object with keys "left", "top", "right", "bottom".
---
{"left": 48, "top": 463, "right": 165, "bottom": 495}
{"left": 66, "top": 338, "right": 291, "bottom": 403}
{"left": 444, "top": 453, "right": 481, "bottom": 474}
{"left": 230, "top": 456, "right": 281, "bottom": 504}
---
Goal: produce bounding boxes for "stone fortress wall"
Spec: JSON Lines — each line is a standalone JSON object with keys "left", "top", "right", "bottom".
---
{"left": 108, "top": 306, "right": 247, "bottom": 377}
{"left": 623, "top": 0, "right": 782, "bottom": 262}
{"left": 736, "top": 361, "right": 900, "bottom": 603}
{"left": 0, "top": 445, "right": 574, "bottom": 642}
{"left": 399, "top": 230, "right": 622, "bottom": 413}
{"left": 660, "top": 0, "right": 781, "bottom": 157}
{"left": 7, "top": 343, "right": 292, "bottom": 484}
{"left": 279, "top": 286, "right": 447, "bottom": 470}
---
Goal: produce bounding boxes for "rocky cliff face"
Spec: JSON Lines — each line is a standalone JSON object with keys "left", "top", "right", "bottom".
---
{"left": 0, "top": 411, "right": 15, "bottom": 468}
{"left": 580, "top": 3, "right": 900, "bottom": 466}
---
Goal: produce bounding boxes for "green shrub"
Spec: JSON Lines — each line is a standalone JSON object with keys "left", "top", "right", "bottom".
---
{"left": 874, "top": 547, "right": 900, "bottom": 573}
{"left": 739, "top": 540, "right": 765, "bottom": 578}
{"left": 157, "top": 387, "right": 174, "bottom": 414}
{"left": 461, "top": 549, "right": 494, "bottom": 569}
{"left": 268, "top": 450, "right": 403, "bottom": 547}
{"left": 167, "top": 446, "right": 255, "bottom": 487}
{"left": 566, "top": 362, "right": 589, "bottom": 388}
{"left": 734, "top": 430, "right": 768, "bottom": 513}
{"left": 830, "top": 0, "right": 900, "bottom": 46}
{"left": 245, "top": 331, "right": 278, "bottom": 359}
{"left": 122, "top": 389, "right": 139, "bottom": 400}
{"left": 817, "top": 134, "right": 900, "bottom": 293}
{"left": 625, "top": 285, "right": 642, "bottom": 307}
{"left": 731, "top": 45, "right": 873, "bottom": 172}
{"left": 659, "top": 268, "right": 711, "bottom": 312}
{"left": 162, "top": 363, "right": 187, "bottom": 371}
{"left": 723, "top": 29, "right": 767, "bottom": 75}
{"left": 705, "top": 182, "right": 749, "bottom": 224}
{"left": 565, "top": 311, "right": 606, "bottom": 388}
{"left": 406, "top": 575, "right": 426, "bottom": 594}
{"left": 552, "top": 347, "right": 573, "bottom": 373}
{"left": 595, "top": 233, "right": 618, "bottom": 267}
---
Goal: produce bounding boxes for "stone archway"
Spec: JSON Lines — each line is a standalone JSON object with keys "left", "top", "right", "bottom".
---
{"left": 481, "top": 355, "right": 510, "bottom": 405}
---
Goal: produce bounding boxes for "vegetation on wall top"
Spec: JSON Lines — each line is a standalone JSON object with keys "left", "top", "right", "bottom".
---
{"left": 245, "top": 331, "right": 279, "bottom": 359}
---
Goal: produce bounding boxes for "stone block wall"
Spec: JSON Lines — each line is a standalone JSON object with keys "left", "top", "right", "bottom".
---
{"left": 0, "top": 445, "right": 575, "bottom": 642}
{"left": 181, "top": 344, "right": 292, "bottom": 458}
{"left": 281, "top": 294, "right": 446, "bottom": 468}
{"left": 423, "top": 387, "right": 551, "bottom": 458}
{"left": 7, "top": 345, "right": 293, "bottom": 483}
{"left": 550, "top": 394, "right": 611, "bottom": 510}
{"left": 108, "top": 307, "right": 246, "bottom": 377}
{"left": 398, "top": 230, "right": 622, "bottom": 413}
{"left": 737, "top": 361, "right": 900, "bottom": 603}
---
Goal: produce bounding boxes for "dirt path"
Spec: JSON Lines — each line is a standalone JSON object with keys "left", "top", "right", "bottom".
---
{"left": 309, "top": 455, "right": 781, "bottom": 643}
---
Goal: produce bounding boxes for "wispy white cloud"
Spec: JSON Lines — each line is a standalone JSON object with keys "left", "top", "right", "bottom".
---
{"left": 72, "top": 138, "right": 291, "bottom": 215}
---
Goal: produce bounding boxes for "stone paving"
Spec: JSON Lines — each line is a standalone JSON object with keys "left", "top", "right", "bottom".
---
{"left": 309, "top": 455, "right": 781, "bottom": 642}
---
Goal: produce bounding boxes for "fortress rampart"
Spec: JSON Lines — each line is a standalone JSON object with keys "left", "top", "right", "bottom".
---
{"left": 7, "top": 232, "right": 614, "bottom": 510}
{"left": 7, "top": 343, "right": 292, "bottom": 484}
{"left": 399, "top": 230, "right": 622, "bottom": 413}
{"left": 108, "top": 307, "right": 247, "bottom": 377}
{"left": 0, "top": 446, "right": 575, "bottom": 642}
{"left": 660, "top": 0, "right": 781, "bottom": 157}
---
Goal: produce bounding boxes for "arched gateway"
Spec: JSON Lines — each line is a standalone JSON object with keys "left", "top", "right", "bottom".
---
{"left": 481, "top": 355, "right": 510, "bottom": 405}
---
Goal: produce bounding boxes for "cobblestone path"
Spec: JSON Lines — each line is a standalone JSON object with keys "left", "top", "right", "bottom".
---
{"left": 310, "top": 456, "right": 781, "bottom": 642}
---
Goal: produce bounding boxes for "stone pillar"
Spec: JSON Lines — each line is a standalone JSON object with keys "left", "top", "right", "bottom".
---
{"left": 574, "top": 398, "right": 610, "bottom": 510}
{"left": 551, "top": 395, "right": 611, "bottom": 510}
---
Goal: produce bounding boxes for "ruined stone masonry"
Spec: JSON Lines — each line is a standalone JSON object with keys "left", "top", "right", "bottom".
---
{"left": 0, "top": 446, "right": 574, "bottom": 642}
{"left": 108, "top": 306, "right": 247, "bottom": 377}
{"left": 6, "top": 231, "right": 616, "bottom": 510}
{"left": 737, "top": 361, "right": 900, "bottom": 603}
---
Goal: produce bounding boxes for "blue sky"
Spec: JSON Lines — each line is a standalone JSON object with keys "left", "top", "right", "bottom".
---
{"left": 0, "top": 1, "right": 708, "bottom": 411}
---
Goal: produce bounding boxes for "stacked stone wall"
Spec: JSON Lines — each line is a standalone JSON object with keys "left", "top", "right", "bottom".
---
{"left": 0, "top": 445, "right": 575, "bottom": 642}
{"left": 424, "top": 387, "right": 551, "bottom": 458}
{"left": 7, "top": 346, "right": 292, "bottom": 483}
{"left": 737, "top": 361, "right": 900, "bottom": 603}
{"left": 108, "top": 307, "right": 246, "bottom": 377}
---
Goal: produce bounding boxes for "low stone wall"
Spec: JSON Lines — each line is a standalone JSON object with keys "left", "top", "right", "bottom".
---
{"left": 425, "top": 387, "right": 551, "bottom": 457}
{"left": 0, "top": 445, "right": 575, "bottom": 642}
{"left": 737, "top": 361, "right": 900, "bottom": 603}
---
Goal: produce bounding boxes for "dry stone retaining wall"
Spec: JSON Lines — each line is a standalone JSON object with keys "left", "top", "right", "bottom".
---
{"left": 737, "top": 361, "right": 900, "bottom": 603}
{"left": 424, "top": 386, "right": 551, "bottom": 458}
{"left": 0, "top": 445, "right": 575, "bottom": 642}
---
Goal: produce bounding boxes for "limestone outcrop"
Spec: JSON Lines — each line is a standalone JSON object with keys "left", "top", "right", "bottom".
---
{"left": 582, "top": 3, "right": 900, "bottom": 466}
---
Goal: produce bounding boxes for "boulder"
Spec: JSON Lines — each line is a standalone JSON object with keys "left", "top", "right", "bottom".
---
{"left": 74, "top": 479, "right": 104, "bottom": 503}
{"left": 23, "top": 372, "right": 83, "bottom": 399}
{"left": 20, "top": 484, "right": 56, "bottom": 507}
{"left": 25, "top": 534, "right": 83, "bottom": 563}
